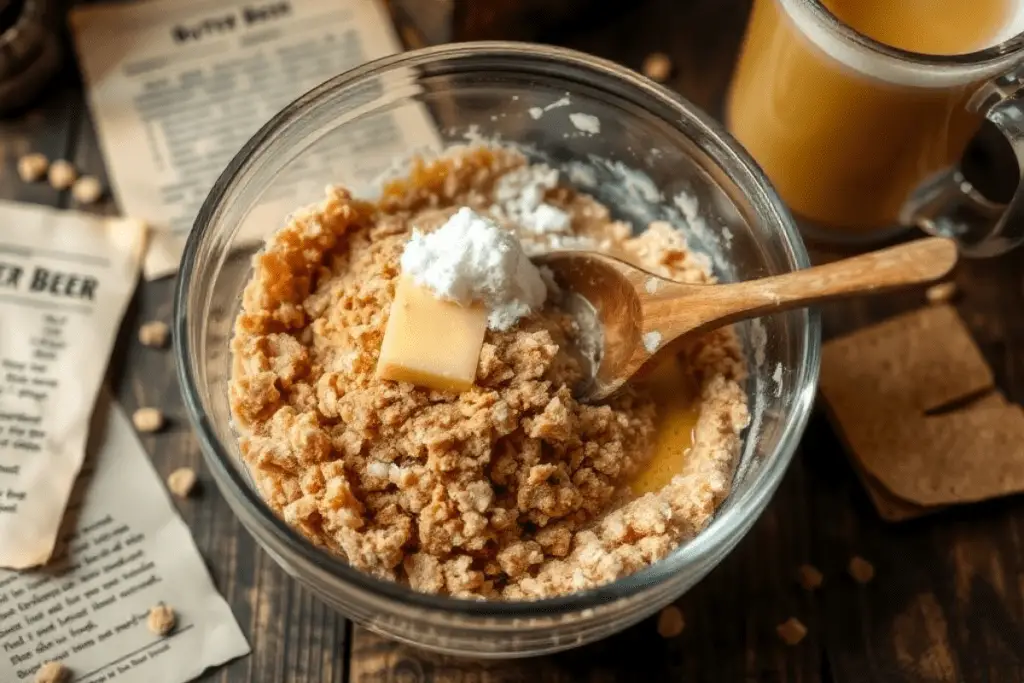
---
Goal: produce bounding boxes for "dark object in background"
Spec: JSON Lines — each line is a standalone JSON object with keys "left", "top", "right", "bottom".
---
{"left": 388, "top": 0, "right": 623, "bottom": 45}
{"left": 0, "top": 0, "right": 63, "bottom": 115}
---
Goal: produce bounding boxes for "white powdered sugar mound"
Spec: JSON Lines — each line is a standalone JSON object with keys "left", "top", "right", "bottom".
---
{"left": 491, "top": 165, "right": 571, "bottom": 235}
{"left": 400, "top": 207, "right": 548, "bottom": 331}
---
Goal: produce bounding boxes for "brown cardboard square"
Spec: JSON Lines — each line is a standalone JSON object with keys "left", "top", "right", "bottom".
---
{"left": 821, "top": 305, "right": 1024, "bottom": 508}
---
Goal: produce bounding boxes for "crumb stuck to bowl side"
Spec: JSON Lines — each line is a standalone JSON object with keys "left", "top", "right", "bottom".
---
{"left": 228, "top": 145, "right": 749, "bottom": 600}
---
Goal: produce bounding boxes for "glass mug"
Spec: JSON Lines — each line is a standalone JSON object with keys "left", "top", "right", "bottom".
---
{"left": 726, "top": 0, "right": 1024, "bottom": 256}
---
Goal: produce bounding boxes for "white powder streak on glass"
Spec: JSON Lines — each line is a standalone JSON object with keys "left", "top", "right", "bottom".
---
{"left": 544, "top": 95, "right": 571, "bottom": 111}
{"left": 642, "top": 331, "right": 662, "bottom": 353}
{"left": 400, "top": 207, "right": 548, "bottom": 331}
{"left": 569, "top": 113, "right": 601, "bottom": 134}
{"left": 492, "top": 165, "right": 571, "bottom": 235}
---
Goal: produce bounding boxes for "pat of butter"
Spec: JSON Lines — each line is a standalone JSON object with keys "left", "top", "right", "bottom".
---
{"left": 376, "top": 276, "right": 488, "bottom": 392}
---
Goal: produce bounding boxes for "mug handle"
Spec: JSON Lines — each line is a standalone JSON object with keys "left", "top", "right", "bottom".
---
{"left": 901, "top": 67, "right": 1024, "bottom": 258}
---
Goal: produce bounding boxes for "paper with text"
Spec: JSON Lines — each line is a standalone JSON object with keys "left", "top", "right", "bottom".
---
{"left": 0, "top": 398, "right": 250, "bottom": 682}
{"left": 0, "top": 202, "right": 144, "bottom": 570}
{"left": 70, "top": 0, "right": 441, "bottom": 279}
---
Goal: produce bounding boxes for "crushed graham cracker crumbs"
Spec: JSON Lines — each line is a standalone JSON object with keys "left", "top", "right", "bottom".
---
{"left": 147, "top": 603, "right": 176, "bottom": 635}
{"left": 132, "top": 407, "right": 164, "bottom": 433}
{"left": 167, "top": 468, "right": 197, "bottom": 498}
{"left": 228, "top": 146, "right": 749, "bottom": 599}
{"left": 139, "top": 320, "right": 170, "bottom": 348}
{"left": 848, "top": 556, "right": 875, "bottom": 584}
{"left": 925, "top": 281, "right": 957, "bottom": 304}
{"left": 657, "top": 605, "right": 685, "bottom": 638}
{"left": 797, "top": 564, "right": 823, "bottom": 590}
{"left": 776, "top": 617, "right": 807, "bottom": 645}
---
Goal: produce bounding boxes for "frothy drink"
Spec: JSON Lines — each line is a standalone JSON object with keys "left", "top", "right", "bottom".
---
{"left": 726, "top": 0, "right": 1019, "bottom": 235}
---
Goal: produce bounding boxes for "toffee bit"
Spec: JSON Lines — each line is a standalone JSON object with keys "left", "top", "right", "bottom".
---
{"left": 776, "top": 617, "right": 807, "bottom": 645}
{"left": 147, "top": 602, "right": 177, "bottom": 635}
{"left": 35, "top": 661, "right": 69, "bottom": 683}
{"left": 138, "top": 320, "right": 170, "bottom": 348}
{"left": 133, "top": 407, "right": 165, "bottom": 433}
{"left": 18, "top": 153, "right": 49, "bottom": 182}
{"left": 656, "top": 605, "right": 685, "bottom": 638}
{"left": 167, "top": 467, "right": 197, "bottom": 498}
{"left": 72, "top": 176, "right": 104, "bottom": 205}
{"left": 642, "top": 52, "right": 672, "bottom": 82}
{"left": 848, "top": 556, "right": 875, "bottom": 584}
{"left": 797, "top": 563, "right": 824, "bottom": 591}
{"left": 48, "top": 160, "right": 77, "bottom": 190}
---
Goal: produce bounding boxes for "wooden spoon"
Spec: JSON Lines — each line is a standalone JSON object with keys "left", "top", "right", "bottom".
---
{"left": 538, "top": 237, "right": 959, "bottom": 402}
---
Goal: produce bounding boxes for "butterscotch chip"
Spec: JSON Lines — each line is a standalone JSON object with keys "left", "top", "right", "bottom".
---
{"left": 147, "top": 603, "right": 176, "bottom": 635}
{"left": 18, "top": 153, "right": 49, "bottom": 182}
{"left": 796, "top": 564, "right": 823, "bottom": 590}
{"left": 925, "top": 281, "right": 957, "bottom": 304}
{"left": 139, "top": 320, "right": 170, "bottom": 348}
{"left": 47, "top": 160, "right": 77, "bottom": 190}
{"left": 642, "top": 52, "right": 672, "bottom": 82}
{"left": 820, "top": 305, "right": 1024, "bottom": 507}
{"left": 848, "top": 556, "right": 875, "bottom": 584}
{"left": 167, "top": 468, "right": 197, "bottom": 498}
{"left": 132, "top": 407, "right": 164, "bottom": 433}
{"left": 656, "top": 605, "right": 685, "bottom": 638}
{"left": 776, "top": 617, "right": 807, "bottom": 645}
{"left": 72, "top": 175, "right": 104, "bottom": 204}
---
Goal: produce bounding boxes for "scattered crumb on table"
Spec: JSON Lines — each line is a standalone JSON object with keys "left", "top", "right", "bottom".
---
{"left": 147, "top": 603, "right": 177, "bottom": 635}
{"left": 848, "top": 556, "right": 875, "bottom": 584}
{"left": 18, "top": 153, "right": 49, "bottom": 182}
{"left": 797, "top": 564, "right": 824, "bottom": 590}
{"left": 139, "top": 320, "right": 170, "bottom": 348}
{"left": 776, "top": 617, "right": 807, "bottom": 645}
{"left": 48, "top": 160, "right": 77, "bottom": 190}
{"left": 167, "top": 468, "right": 197, "bottom": 498}
{"left": 642, "top": 52, "right": 672, "bottom": 82}
{"left": 657, "top": 605, "right": 685, "bottom": 638}
{"left": 132, "top": 407, "right": 164, "bottom": 433}
{"left": 72, "top": 176, "right": 104, "bottom": 204}
{"left": 35, "top": 661, "right": 68, "bottom": 683}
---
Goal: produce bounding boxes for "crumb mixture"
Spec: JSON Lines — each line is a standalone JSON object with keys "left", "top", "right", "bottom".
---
{"left": 229, "top": 146, "right": 749, "bottom": 599}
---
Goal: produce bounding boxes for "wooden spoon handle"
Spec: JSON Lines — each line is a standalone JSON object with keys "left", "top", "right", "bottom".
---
{"left": 727, "top": 236, "right": 958, "bottom": 307}
{"left": 649, "top": 237, "right": 958, "bottom": 341}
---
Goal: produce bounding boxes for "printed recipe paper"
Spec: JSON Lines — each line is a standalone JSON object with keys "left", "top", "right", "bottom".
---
{"left": 70, "top": 0, "right": 441, "bottom": 279}
{"left": 0, "top": 398, "right": 250, "bottom": 682}
{"left": 0, "top": 201, "right": 144, "bottom": 569}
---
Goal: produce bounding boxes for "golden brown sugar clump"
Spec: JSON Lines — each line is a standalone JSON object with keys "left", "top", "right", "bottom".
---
{"left": 229, "top": 147, "right": 748, "bottom": 599}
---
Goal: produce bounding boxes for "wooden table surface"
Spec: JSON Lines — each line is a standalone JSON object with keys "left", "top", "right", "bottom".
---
{"left": 3, "top": 0, "right": 1024, "bottom": 681}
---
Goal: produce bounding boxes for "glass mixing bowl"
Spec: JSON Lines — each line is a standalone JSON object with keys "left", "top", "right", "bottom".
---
{"left": 174, "top": 42, "right": 821, "bottom": 658}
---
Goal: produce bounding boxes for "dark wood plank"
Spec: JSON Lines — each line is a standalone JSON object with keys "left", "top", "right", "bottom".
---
{"left": 4, "top": 0, "right": 1024, "bottom": 681}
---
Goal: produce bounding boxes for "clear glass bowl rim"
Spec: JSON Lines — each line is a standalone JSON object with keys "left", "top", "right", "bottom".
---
{"left": 174, "top": 41, "right": 822, "bottom": 618}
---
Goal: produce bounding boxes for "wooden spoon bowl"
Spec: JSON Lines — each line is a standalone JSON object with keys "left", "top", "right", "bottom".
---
{"left": 538, "top": 237, "right": 959, "bottom": 402}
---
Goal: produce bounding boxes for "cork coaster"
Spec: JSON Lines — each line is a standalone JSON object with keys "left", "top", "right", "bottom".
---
{"left": 821, "top": 305, "right": 1024, "bottom": 512}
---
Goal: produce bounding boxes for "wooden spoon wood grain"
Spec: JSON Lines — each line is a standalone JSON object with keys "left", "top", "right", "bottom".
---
{"left": 538, "top": 237, "right": 958, "bottom": 402}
